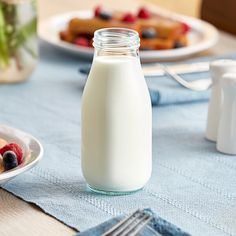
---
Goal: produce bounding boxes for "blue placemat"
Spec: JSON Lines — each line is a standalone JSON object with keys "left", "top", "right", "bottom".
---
{"left": 1, "top": 42, "right": 236, "bottom": 236}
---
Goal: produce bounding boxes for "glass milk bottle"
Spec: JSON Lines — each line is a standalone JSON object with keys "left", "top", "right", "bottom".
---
{"left": 81, "top": 28, "right": 152, "bottom": 195}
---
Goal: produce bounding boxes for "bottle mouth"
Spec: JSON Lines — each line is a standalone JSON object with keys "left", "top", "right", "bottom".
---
{"left": 93, "top": 28, "right": 140, "bottom": 50}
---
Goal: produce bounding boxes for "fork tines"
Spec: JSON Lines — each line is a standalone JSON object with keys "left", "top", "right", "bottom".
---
{"left": 102, "top": 209, "right": 153, "bottom": 236}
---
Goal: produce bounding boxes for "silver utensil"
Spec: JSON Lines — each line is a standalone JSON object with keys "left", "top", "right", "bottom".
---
{"left": 142, "top": 61, "right": 209, "bottom": 77}
{"left": 158, "top": 64, "right": 212, "bottom": 91}
{"left": 79, "top": 61, "right": 210, "bottom": 78}
{"left": 78, "top": 61, "right": 212, "bottom": 91}
{"left": 102, "top": 209, "right": 153, "bottom": 236}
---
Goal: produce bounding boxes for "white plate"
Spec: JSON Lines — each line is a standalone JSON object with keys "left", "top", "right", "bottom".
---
{"left": 38, "top": 10, "right": 219, "bottom": 61}
{"left": 0, "top": 125, "right": 43, "bottom": 185}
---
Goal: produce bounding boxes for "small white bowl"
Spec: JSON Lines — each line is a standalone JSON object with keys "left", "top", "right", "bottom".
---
{"left": 0, "top": 125, "right": 43, "bottom": 185}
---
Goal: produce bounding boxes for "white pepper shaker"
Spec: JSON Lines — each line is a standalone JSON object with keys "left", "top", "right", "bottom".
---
{"left": 205, "top": 60, "right": 236, "bottom": 142}
{"left": 217, "top": 73, "right": 236, "bottom": 155}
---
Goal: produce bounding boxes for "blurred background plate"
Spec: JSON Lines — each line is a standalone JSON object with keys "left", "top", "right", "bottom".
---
{"left": 38, "top": 10, "right": 219, "bottom": 61}
{"left": 0, "top": 125, "right": 43, "bottom": 185}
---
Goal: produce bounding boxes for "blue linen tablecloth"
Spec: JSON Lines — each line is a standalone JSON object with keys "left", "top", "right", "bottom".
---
{"left": 1, "top": 42, "right": 236, "bottom": 236}
{"left": 77, "top": 53, "right": 236, "bottom": 106}
{"left": 78, "top": 64, "right": 211, "bottom": 106}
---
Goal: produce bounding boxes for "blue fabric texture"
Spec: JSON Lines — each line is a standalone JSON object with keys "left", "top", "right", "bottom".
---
{"left": 77, "top": 62, "right": 211, "bottom": 106}
{"left": 77, "top": 53, "right": 236, "bottom": 106}
{"left": 1, "top": 41, "right": 236, "bottom": 236}
{"left": 78, "top": 208, "right": 191, "bottom": 236}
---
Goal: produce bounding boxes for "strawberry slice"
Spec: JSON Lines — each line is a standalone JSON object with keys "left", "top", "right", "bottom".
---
{"left": 181, "top": 22, "right": 191, "bottom": 33}
{"left": 94, "top": 5, "right": 102, "bottom": 17}
{"left": 122, "top": 13, "right": 137, "bottom": 23}
{"left": 137, "top": 7, "right": 151, "bottom": 19}
{"left": 74, "top": 37, "right": 90, "bottom": 47}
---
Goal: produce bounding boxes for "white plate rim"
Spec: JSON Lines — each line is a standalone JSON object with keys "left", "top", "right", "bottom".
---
{"left": 0, "top": 125, "right": 43, "bottom": 181}
{"left": 38, "top": 10, "right": 219, "bottom": 60}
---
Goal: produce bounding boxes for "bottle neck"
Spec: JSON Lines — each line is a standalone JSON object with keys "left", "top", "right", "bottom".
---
{"left": 93, "top": 28, "right": 140, "bottom": 59}
{"left": 94, "top": 47, "right": 139, "bottom": 58}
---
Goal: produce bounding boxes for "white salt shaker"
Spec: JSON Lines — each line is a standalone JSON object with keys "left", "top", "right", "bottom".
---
{"left": 217, "top": 73, "right": 236, "bottom": 155}
{"left": 205, "top": 60, "right": 236, "bottom": 142}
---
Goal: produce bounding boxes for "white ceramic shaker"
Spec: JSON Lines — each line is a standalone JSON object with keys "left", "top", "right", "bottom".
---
{"left": 205, "top": 60, "right": 236, "bottom": 142}
{"left": 217, "top": 73, "right": 236, "bottom": 155}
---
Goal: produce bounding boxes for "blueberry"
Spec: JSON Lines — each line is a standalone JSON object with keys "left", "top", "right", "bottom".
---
{"left": 141, "top": 28, "right": 157, "bottom": 39}
{"left": 79, "top": 66, "right": 91, "bottom": 75}
{"left": 99, "top": 11, "right": 112, "bottom": 20}
{"left": 174, "top": 41, "right": 185, "bottom": 48}
{"left": 3, "top": 151, "right": 18, "bottom": 170}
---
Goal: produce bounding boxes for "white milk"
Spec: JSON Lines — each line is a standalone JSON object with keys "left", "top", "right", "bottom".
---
{"left": 81, "top": 55, "right": 152, "bottom": 193}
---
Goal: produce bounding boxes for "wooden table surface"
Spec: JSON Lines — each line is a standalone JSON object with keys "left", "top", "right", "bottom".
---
{"left": 1, "top": 0, "right": 236, "bottom": 235}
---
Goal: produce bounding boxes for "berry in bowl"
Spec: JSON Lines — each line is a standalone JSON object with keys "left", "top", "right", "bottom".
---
{"left": 0, "top": 125, "right": 43, "bottom": 185}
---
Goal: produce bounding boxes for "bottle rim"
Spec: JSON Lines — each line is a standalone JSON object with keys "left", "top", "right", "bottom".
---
{"left": 93, "top": 28, "right": 140, "bottom": 50}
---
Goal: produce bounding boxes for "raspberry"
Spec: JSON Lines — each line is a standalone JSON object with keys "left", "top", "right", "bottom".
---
{"left": 137, "top": 7, "right": 151, "bottom": 19}
{"left": 94, "top": 5, "right": 102, "bottom": 17}
{"left": 74, "top": 37, "right": 90, "bottom": 47}
{"left": 0, "top": 143, "right": 23, "bottom": 164}
{"left": 122, "top": 13, "right": 137, "bottom": 23}
{"left": 181, "top": 22, "right": 191, "bottom": 33}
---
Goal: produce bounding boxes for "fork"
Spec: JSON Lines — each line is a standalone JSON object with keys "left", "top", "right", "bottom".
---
{"left": 158, "top": 63, "right": 212, "bottom": 91}
{"left": 78, "top": 63, "right": 212, "bottom": 91}
{"left": 102, "top": 209, "right": 153, "bottom": 236}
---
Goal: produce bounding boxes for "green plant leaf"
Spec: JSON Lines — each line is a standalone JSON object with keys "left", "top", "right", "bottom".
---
{"left": 0, "top": 3, "right": 10, "bottom": 69}
{"left": 13, "top": 17, "right": 37, "bottom": 56}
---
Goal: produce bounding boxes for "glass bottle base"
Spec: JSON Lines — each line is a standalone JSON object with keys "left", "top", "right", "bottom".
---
{"left": 87, "top": 185, "right": 143, "bottom": 196}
